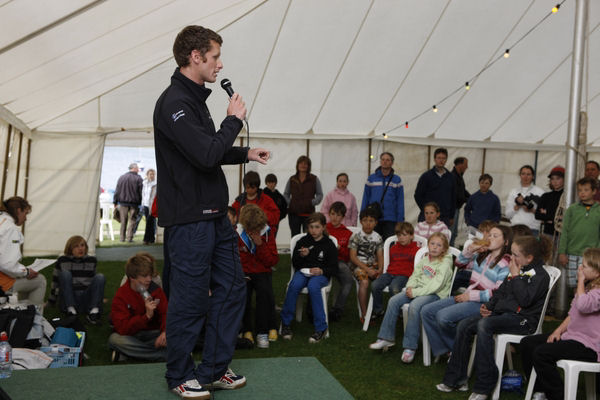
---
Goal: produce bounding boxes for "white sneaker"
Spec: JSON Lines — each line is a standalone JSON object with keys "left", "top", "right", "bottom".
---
{"left": 256, "top": 334, "right": 269, "bottom": 349}
{"left": 171, "top": 379, "right": 210, "bottom": 399}
{"left": 468, "top": 393, "right": 488, "bottom": 400}
{"left": 206, "top": 368, "right": 246, "bottom": 390}
{"left": 369, "top": 339, "right": 395, "bottom": 351}
{"left": 401, "top": 349, "right": 416, "bottom": 363}
{"left": 436, "top": 383, "right": 453, "bottom": 392}
{"left": 532, "top": 393, "right": 548, "bottom": 400}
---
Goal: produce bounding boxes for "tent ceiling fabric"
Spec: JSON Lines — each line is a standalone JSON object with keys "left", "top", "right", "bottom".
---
{"left": 0, "top": 0, "right": 598, "bottom": 147}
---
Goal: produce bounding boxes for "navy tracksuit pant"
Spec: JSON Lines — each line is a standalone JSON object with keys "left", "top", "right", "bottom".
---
{"left": 165, "top": 215, "right": 246, "bottom": 388}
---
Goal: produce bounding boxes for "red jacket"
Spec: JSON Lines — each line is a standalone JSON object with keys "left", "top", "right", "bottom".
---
{"left": 237, "top": 227, "right": 279, "bottom": 274}
{"left": 326, "top": 222, "right": 352, "bottom": 262}
{"left": 387, "top": 241, "right": 420, "bottom": 276}
{"left": 110, "top": 279, "right": 168, "bottom": 336}
{"left": 232, "top": 190, "right": 280, "bottom": 231}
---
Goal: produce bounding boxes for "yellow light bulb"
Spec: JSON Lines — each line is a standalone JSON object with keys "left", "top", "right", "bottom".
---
{"left": 465, "top": 82, "right": 470, "bottom": 90}
{"left": 504, "top": 49, "right": 510, "bottom": 58}
{"left": 433, "top": 105, "right": 438, "bottom": 113}
{"left": 552, "top": 4, "right": 560, "bottom": 13}
{"left": 383, "top": 133, "right": 388, "bottom": 139}
{"left": 370, "top": 154, "right": 374, "bottom": 159}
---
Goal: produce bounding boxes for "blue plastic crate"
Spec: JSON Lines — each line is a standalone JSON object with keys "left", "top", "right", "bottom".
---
{"left": 40, "top": 331, "right": 85, "bottom": 368}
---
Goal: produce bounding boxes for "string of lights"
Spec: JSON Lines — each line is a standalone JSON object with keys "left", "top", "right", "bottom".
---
{"left": 383, "top": 1, "right": 567, "bottom": 137}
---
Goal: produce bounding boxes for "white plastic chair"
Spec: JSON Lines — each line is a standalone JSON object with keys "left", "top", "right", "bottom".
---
{"left": 403, "top": 246, "right": 461, "bottom": 366}
{"left": 525, "top": 359, "right": 600, "bottom": 400}
{"left": 99, "top": 201, "right": 115, "bottom": 241}
{"left": 413, "top": 234, "right": 428, "bottom": 248}
{"left": 465, "top": 265, "right": 561, "bottom": 400}
{"left": 284, "top": 233, "right": 337, "bottom": 337}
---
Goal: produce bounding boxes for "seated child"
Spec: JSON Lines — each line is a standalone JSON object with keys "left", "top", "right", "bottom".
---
{"left": 109, "top": 252, "right": 168, "bottom": 361}
{"left": 263, "top": 173, "right": 287, "bottom": 237}
{"left": 237, "top": 204, "right": 279, "bottom": 349}
{"left": 452, "top": 220, "right": 496, "bottom": 293}
{"left": 422, "top": 225, "right": 511, "bottom": 360}
{"left": 436, "top": 235, "right": 550, "bottom": 398}
{"left": 464, "top": 174, "right": 501, "bottom": 228}
{"left": 415, "top": 202, "right": 451, "bottom": 241}
{"left": 349, "top": 208, "right": 384, "bottom": 322}
{"left": 370, "top": 222, "right": 419, "bottom": 319}
{"left": 369, "top": 232, "right": 454, "bottom": 363}
{"left": 50, "top": 235, "right": 105, "bottom": 324}
{"left": 326, "top": 201, "right": 354, "bottom": 322}
{"left": 280, "top": 212, "right": 338, "bottom": 343}
{"left": 232, "top": 171, "right": 280, "bottom": 232}
{"left": 521, "top": 247, "right": 600, "bottom": 400}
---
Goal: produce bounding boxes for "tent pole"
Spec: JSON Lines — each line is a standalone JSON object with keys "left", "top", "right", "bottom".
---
{"left": 21, "top": 139, "right": 31, "bottom": 239}
{"left": 1, "top": 125, "right": 12, "bottom": 200}
{"left": 14, "top": 131, "right": 22, "bottom": 195}
{"left": 238, "top": 137, "right": 244, "bottom": 196}
{"left": 481, "top": 148, "right": 487, "bottom": 176}
{"left": 564, "top": 0, "right": 589, "bottom": 208}
{"left": 367, "top": 139, "right": 372, "bottom": 175}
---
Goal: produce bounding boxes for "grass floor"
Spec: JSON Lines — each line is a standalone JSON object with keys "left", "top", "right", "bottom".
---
{"left": 32, "top": 253, "right": 563, "bottom": 400}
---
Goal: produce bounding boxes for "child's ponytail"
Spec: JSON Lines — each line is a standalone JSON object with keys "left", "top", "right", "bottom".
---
{"left": 512, "top": 235, "right": 552, "bottom": 264}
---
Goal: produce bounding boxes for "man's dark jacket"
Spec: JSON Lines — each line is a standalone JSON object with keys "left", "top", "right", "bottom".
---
{"left": 153, "top": 68, "right": 248, "bottom": 227}
{"left": 113, "top": 171, "right": 142, "bottom": 206}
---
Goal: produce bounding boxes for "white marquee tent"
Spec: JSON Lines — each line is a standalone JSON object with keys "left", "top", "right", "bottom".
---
{"left": 0, "top": 0, "right": 598, "bottom": 255}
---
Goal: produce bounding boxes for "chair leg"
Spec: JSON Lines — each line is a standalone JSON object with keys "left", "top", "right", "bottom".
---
{"left": 322, "top": 288, "right": 330, "bottom": 338}
{"left": 362, "top": 295, "right": 373, "bottom": 332}
{"left": 402, "top": 304, "right": 409, "bottom": 332}
{"left": 422, "top": 324, "right": 431, "bottom": 366}
{"left": 562, "top": 365, "right": 579, "bottom": 400}
{"left": 524, "top": 368, "right": 537, "bottom": 400}
{"left": 467, "top": 337, "right": 476, "bottom": 377}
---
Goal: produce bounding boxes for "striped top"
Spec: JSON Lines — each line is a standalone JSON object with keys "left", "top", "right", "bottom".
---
{"left": 49, "top": 255, "right": 98, "bottom": 303}
{"left": 414, "top": 220, "right": 451, "bottom": 241}
{"left": 456, "top": 249, "right": 511, "bottom": 303}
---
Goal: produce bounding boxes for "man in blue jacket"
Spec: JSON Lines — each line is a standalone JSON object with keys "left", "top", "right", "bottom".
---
{"left": 153, "top": 25, "right": 269, "bottom": 399}
{"left": 414, "top": 148, "right": 456, "bottom": 227}
{"left": 361, "top": 152, "right": 404, "bottom": 240}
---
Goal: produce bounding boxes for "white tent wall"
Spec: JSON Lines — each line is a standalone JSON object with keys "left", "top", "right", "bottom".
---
{"left": 23, "top": 132, "right": 105, "bottom": 257}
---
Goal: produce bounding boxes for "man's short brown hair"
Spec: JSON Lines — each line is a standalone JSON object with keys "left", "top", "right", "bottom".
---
{"left": 125, "top": 252, "right": 156, "bottom": 279}
{"left": 173, "top": 25, "right": 222, "bottom": 67}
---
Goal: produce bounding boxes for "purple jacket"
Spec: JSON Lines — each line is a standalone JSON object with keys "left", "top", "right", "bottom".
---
{"left": 562, "top": 288, "right": 600, "bottom": 361}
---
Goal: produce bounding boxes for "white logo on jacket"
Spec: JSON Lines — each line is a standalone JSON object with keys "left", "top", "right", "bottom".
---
{"left": 171, "top": 110, "right": 185, "bottom": 122}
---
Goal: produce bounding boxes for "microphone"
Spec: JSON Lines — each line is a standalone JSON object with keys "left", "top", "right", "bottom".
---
{"left": 220, "top": 78, "right": 235, "bottom": 98}
{"left": 136, "top": 284, "right": 152, "bottom": 301}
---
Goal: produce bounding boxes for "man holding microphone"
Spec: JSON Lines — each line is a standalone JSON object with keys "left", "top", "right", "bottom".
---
{"left": 153, "top": 25, "right": 270, "bottom": 399}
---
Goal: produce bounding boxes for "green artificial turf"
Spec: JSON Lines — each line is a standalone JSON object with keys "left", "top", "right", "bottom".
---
{"left": 31, "top": 253, "right": 565, "bottom": 400}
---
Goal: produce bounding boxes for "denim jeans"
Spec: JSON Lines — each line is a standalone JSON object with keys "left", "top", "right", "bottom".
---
{"left": 371, "top": 273, "right": 408, "bottom": 314}
{"left": 332, "top": 261, "right": 354, "bottom": 313}
{"left": 108, "top": 330, "right": 166, "bottom": 361}
{"left": 443, "top": 313, "right": 534, "bottom": 394}
{"left": 281, "top": 271, "right": 329, "bottom": 332}
{"left": 376, "top": 292, "right": 439, "bottom": 349}
{"left": 58, "top": 270, "right": 105, "bottom": 314}
{"left": 421, "top": 297, "right": 481, "bottom": 357}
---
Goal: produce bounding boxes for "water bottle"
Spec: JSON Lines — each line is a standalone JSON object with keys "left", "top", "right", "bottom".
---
{"left": 0, "top": 331, "right": 12, "bottom": 379}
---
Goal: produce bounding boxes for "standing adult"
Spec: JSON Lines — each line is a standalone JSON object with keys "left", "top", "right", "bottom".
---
{"left": 141, "top": 169, "right": 157, "bottom": 244}
{"left": 414, "top": 148, "right": 456, "bottom": 227}
{"left": 450, "top": 157, "right": 470, "bottom": 246}
{"left": 535, "top": 166, "right": 565, "bottom": 238}
{"left": 505, "top": 165, "right": 545, "bottom": 236}
{"left": 321, "top": 172, "right": 359, "bottom": 227}
{"left": 153, "top": 25, "right": 269, "bottom": 398}
{"left": 283, "top": 156, "right": 323, "bottom": 237}
{"left": 113, "top": 163, "right": 143, "bottom": 242}
{"left": 584, "top": 160, "right": 600, "bottom": 202}
{"left": 361, "top": 152, "right": 405, "bottom": 240}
